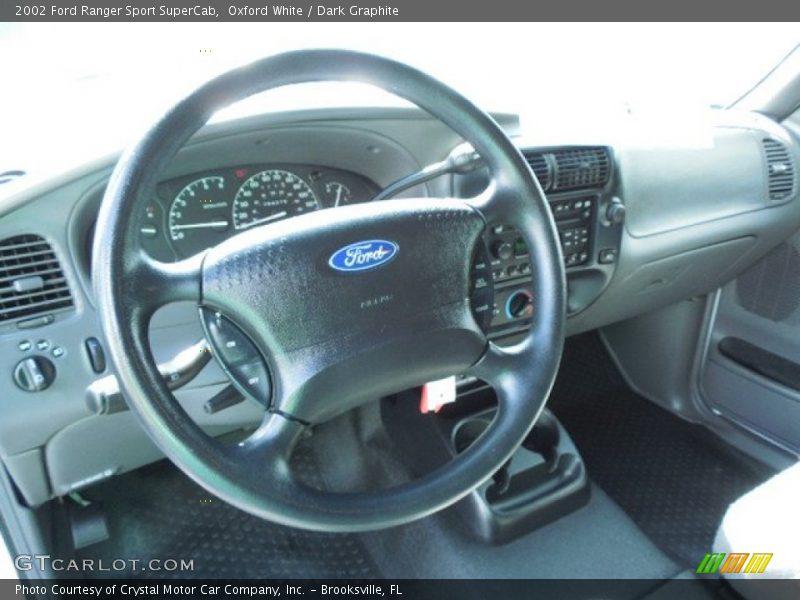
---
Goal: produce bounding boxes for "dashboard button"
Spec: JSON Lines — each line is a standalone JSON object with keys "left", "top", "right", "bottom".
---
{"left": 17, "top": 314, "right": 54, "bottom": 329}
{"left": 36, "top": 340, "right": 50, "bottom": 351}
{"left": 599, "top": 248, "right": 617, "bottom": 264}
{"left": 18, "top": 340, "right": 31, "bottom": 352}
{"left": 51, "top": 347, "right": 65, "bottom": 359}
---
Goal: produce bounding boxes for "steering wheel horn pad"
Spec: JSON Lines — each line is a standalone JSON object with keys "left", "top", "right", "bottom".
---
{"left": 93, "top": 50, "right": 565, "bottom": 531}
{"left": 202, "top": 198, "right": 488, "bottom": 423}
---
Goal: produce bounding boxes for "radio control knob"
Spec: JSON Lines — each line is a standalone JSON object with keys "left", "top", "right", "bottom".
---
{"left": 492, "top": 241, "right": 514, "bottom": 261}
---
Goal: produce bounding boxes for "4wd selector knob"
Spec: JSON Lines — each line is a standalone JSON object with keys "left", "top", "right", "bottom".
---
{"left": 605, "top": 199, "right": 626, "bottom": 225}
{"left": 13, "top": 356, "right": 56, "bottom": 392}
{"left": 492, "top": 241, "right": 514, "bottom": 261}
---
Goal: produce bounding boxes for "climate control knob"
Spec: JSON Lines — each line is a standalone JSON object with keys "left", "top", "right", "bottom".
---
{"left": 505, "top": 290, "right": 534, "bottom": 319}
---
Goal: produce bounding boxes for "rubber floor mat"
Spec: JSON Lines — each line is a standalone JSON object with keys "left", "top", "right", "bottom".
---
{"left": 547, "top": 333, "right": 774, "bottom": 568}
{"left": 75, "top": 445, "right": 380, "bottom": 579}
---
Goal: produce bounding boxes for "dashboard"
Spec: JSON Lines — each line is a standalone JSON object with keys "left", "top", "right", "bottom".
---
{"left": 132, "top": 164, "right": 377, "bottom": 260}
{"left": 0, "top": 106, "right": 799, "bottom": 510}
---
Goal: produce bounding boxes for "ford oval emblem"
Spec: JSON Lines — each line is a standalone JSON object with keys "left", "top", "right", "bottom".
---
{"left": 328, "top": 240, "right": 399, "bottom": 272}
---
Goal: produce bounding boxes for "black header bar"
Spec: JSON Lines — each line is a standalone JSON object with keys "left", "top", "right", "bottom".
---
{"left": 3, "top": 0, "right": 800, "bottom": 21}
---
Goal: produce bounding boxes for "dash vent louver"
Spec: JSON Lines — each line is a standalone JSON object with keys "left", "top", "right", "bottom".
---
{"left": 552, "top": 147, "right": 611, "bottom": 191}
{"left": 762, "top": 139, "right": 796, "bottom": 201}
{"left": 523, "top": 152, "right": 552, "bottom": 191}
{"left": 0, "top": 234, "right": 73, "bottom": 324}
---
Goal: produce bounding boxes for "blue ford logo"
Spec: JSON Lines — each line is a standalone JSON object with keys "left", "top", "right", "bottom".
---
{"left": 328, "top": 240, "right": 399, "bottom": 272}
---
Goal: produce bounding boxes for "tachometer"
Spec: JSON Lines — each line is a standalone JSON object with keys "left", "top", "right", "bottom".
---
{"left": 168, "top": 176, "right": 231, "bottom": 257}
{"left": 233, "top": 169, "right": 319, "bottom": 230}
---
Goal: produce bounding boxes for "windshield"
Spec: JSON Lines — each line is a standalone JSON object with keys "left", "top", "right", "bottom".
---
{"left": 1, "top": 22, "right": 798, "bottom": 172}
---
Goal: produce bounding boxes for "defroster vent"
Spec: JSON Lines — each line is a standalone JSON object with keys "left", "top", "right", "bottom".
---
{"left": 0, "top": 234, "right": 74, "bottom": 324}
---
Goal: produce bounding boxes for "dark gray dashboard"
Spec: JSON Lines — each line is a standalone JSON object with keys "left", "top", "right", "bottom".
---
{"left": 0, "top": 106, "right": 798, "bottom": 507}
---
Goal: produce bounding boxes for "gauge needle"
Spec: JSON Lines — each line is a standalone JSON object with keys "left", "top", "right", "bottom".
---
{"left": 171, "top": 221, "right": 229, "bottom": 231}
{"left": 239, "top": 211, "right": 288, "bottom": 229}
{"left": 334, "top": 186, "right": 344, "bottom": 207}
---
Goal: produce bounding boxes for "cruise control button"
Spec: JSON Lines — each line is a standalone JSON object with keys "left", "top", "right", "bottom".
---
{"left": 231, "top": 361, "right": 271, "bottom": 405}
{"left": 472, "top": 275, "right": 490, "bottom": 290}
{"left": 470, "top": 289, "right": 495, "bottom": 332}
{"left": 201, "top": 310, "right": 257, "bottom": 366}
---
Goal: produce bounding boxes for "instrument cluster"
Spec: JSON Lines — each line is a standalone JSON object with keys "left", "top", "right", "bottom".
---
{"left": 139, "top": 164, "right": 378, "bottom": 260}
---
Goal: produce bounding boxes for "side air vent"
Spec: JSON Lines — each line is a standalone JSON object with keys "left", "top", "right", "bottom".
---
{"left": 522, "top": 152, "right": 552, "bottom": 191}
{"left": 552, "top": 147, "right": 611, "bottom": 191}
{"left": 0, "top": 234, "right": 73, "bottom": 324}
{"left": 762, "top": 139, "right": 796, "bottom": 201}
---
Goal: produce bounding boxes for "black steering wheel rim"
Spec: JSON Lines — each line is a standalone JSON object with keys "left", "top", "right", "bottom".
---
{"left": 93, "top": 49, "right": 566, "bottom": 532}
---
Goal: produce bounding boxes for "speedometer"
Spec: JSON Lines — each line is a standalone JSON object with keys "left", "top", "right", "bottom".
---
{"left": 232, "top": 169, "right": 319, "bottom": 230}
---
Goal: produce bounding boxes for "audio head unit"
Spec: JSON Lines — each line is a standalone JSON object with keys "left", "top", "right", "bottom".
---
{"left": 464, "top": 145, "right": 624, "bottom": 338}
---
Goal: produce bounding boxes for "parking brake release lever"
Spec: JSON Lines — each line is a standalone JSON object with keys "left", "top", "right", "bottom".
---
{"left": 85, "top": 339, "right": 213, "bottom": 415}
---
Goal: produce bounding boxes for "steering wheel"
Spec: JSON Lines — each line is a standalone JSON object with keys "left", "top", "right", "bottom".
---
{"left": 93, "top": 50, "right": 565, "bottom": 532}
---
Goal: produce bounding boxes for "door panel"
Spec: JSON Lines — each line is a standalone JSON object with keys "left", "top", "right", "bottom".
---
{"left": 702, "top": 231, "right": 800, "bottom": 454}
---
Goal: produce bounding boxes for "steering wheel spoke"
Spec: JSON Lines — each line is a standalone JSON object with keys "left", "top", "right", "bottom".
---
{"left": 466, "top": 339, "right": 535, "bottom": 407}
{"left": 127, "top": 251, "right": 204, "bottom": 312}
{"left": 234, "top": 412, "right": 305, "bottom": 471}
{"left": 467, "top": 178, "right": 524, "bottom": 226}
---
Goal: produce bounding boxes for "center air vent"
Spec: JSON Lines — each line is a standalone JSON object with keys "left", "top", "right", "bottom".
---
{"left": 0, "top": 234, "right": 73, "bottom": 324}
{"left": 762, "top": 139, "right": 796, "bottom": 201}
{"left": 522, "top": 152, "right": 552, "bottom": 191}
{"left": 552, "top": 147, "right": 611, "bottom": 191}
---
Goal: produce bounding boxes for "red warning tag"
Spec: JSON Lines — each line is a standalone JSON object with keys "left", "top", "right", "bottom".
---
{"left": 420, "top": 376, "right": 457, "bottom": 413}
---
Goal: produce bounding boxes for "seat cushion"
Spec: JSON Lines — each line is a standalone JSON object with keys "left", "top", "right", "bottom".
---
{"left": 713, "top": 461, "right": 800, "bottom": 597}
